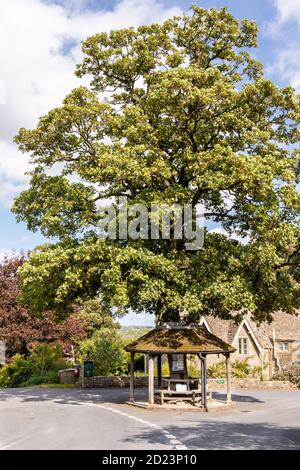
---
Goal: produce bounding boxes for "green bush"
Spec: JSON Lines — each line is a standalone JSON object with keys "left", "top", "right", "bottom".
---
{"left": 20, "top": 371, "right": 60, "bottom": 387}
{"left": 0, "top": 344, "right": 70, "bottom": 388}
{"left": 273, "top": 366, "right": 300, "bottom": 388}
{"left": 21, "top": 375, "right": 45, "bottom": 386}
{"left": 187, "top": 363, "right": 200, "bottom": 378}
{"left": 207, "top": 361, "right": 226, "bottom": 378}
{"left": 231, "top": 359, "right": 252, "bottom": 378}
{"left": 43, "top": 370, "right": 60, "bottom": 383}
{"left": 160, "top": 362, "right": 170, "bottom": 377}
{"left": 28, "top": 345, "right": 63, "bottom": 375}
{"left": 207, "top": 359, "right": 263, "bottom": 379}
{"left": 0, "top": 354, "right": 35, "bottom": 387}
{"left": 79, "top": 328, "right": 128, "bottom": 376}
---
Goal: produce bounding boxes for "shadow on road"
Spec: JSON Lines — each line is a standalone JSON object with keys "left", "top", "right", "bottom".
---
{"left": 0, "top": 387, "right": 299, "bottom": 450}
{"left": 0, "top": 386, "right": 147, "bottom": 405}
{"left": 0, "top": 387, "right": 265, "bottom": 406}
{"left": 212, "top": 391, "right": 264, "bottom": 403}
{"left": 123, "top": 420, "right": 300, "bottom": 450}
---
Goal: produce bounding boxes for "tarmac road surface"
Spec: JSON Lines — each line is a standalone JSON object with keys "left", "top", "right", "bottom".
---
{"left": 0, "top": 387, "right": 299, "bottom": 450}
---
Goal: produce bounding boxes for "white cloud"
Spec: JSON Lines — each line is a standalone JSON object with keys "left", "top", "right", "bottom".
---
{"left": 0, "top": 180, "right": 27, "bottom": 209}
{"left": 271, "top": 0, "right": 300, "bottom": 26}
{"left": 264, "top": 1, "right": 300, "bottom": 90}
{"left": 267, "top": 45, "right": 300, "bottom": 91}
{"left": 119, "top": 311, "right": 155, "bottom": 327}
{"left": 0, "top": 0, "right": 181, "bottom": 208}
{"left": 0, "top": 141, "right": 30, "bottom": 183}
{"left": 209, "top": 226, "right": 249, "bottom": 245}
{"left": 0, "top": 80, "right": 6, "bottom": 105}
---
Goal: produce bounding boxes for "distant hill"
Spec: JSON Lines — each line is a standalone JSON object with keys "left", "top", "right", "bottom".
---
{"left": 120, "top": 326, "right": 152, "bottom": 341}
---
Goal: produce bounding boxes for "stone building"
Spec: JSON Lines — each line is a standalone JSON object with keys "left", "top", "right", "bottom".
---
{"left": 199, "top": 312, "right": 300, "bottom": 379}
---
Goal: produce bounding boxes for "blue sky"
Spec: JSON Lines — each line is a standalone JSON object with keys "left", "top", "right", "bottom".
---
{"left": 0, "top": 0, "right": 299, "bottom": 325}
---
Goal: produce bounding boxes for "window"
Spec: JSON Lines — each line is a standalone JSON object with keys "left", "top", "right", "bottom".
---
{"left": 238, "top": 338, "right": 248, "bottom": 355}
{"left": 277, "top": 342, "right": 289, "bottom": 352}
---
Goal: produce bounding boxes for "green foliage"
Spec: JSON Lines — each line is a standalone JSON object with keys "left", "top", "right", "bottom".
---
{"left": 206, "top": 361, "right": 226, "bottom": 379}
{"left": 160, "top": 362, "right": 170, "bottom": 377}
{"left": 0, "top": 255, "right": 86, "bottom": 358}
{"left": 39, "top": 383, "right": 79, "bottom": 389}
{"left": 76, "top": 299, "right": 118, "bottom": 338}
{"left": 207, "top": 359, "right": 262, "bottom": 379}
{"left": 78, "top": 329, "right": 127, "bottom": 376}
{"left": 120, "top": 327, "right": 153, "bottom": 374}
{"left": 187, "top": 363, "right": 200, "bottom": 379}
{"left": 273, "top": 366, "right": 300, "bottom": 388}
{"left": 12, "top": 6, "right": 300, "bottom": 324}
{"left": 28, "top": 345, "right": 65, "bottom": 375}
{"left": 0, "top": 345, "right": 70, "bottom": 388}
{"left": 21, "top": 371, "right": 59, "bottom": 387}
{"left": 0, "top": 354, "right": 35, "bottom": 387}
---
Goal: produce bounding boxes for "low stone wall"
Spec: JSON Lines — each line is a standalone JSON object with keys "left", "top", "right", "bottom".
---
{"left": 81, "top": 375, "right": 149, "bottom": 388}
{"left": 81, "top": 375, "right": 298, "bottom": 390}
{"left": 208, "top": 378, "right": 297, "bottom": 390}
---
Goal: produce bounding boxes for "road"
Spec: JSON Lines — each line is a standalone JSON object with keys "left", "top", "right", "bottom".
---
{"left": 0, "top": 387, "right": 299, "bottom": 450}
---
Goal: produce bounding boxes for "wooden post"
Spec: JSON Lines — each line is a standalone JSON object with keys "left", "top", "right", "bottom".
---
{"left": 199, "top": 353, "right": 208, "bottom": 412}
{"left": 157, "top": 355, "right": 162, "bottom": 388}
{"left": 203, "top": 354, "right": 208, "bottom": 411}
{"left": 148, "top": 354, "right": 154, "bottom": 404}
{"left": 198, "top": 355, "right": 201, "bottom": 390}
{"left": 200, "top": 355, "right": 204, "bottom": 404}
{"left": 144, "top": 354, "right": 148, "bottom": 374}
{"left": 226, "top": 353, "right": 232, "bottom": 402}
{"left": 129, "top": 352, "right": 135, "bottom": 402}
{"left": 184, "top": 354, "right": 188, "bottom": 379}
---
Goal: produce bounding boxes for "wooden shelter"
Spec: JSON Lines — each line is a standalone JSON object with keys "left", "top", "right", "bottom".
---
{"left": 125, "top": 323, "right": 236, "bottom": 410}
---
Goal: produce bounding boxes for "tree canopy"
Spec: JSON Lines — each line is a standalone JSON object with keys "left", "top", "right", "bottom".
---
{"left": 12, "top": 6, "right": 300, "bottom": 324}
{"left": 0, "top": 256, "right": 86, "bottom": 357}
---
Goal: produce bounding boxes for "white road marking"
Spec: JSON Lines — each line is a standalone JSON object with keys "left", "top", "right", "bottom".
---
{"left": 0, "top": 399, "right": 188, "bottom": 450}
{"left": 0, "top": 438, "right": 25, "bottom": 450}
{"left": 94, "top": 403, "right": 188, "bottom": 450}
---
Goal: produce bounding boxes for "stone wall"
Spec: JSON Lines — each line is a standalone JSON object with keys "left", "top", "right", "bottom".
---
{"left": 81, "top": 375, "right": 298, "bottom": 390}
{"left": 81, "top": 375, "right": 150, "bottom": 388}
{"left": 276, "top": 340, "right": 300, "bottom": 368}
{"left": 208, "top": 378, "right": 298, "bottom": 390}
{"left": 277, "top": 351, "right": 293, "bottom": 369}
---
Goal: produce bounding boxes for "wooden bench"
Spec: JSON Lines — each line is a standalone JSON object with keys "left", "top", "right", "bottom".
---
{"left": 155, "top": 389, "right": 211, "bottom": 406}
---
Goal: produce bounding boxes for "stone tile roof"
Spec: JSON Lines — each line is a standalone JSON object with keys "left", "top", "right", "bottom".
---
{"left": 125, "top": 325, "right": 236, "bottom": 355}
{"left": 202, "top": 312, "right": 300, "bottom": 348}
{"left": 262, "top": 312, "right": 300, "bottom": 341}
{"left": 245, "top": 317, "right": 273, "bottom": 348}
{"left": 202, "top": 316, "right": 237, "bottom": 344}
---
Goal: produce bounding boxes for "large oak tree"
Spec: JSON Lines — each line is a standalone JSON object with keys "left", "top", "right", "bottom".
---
{"left": 12, "top": 6, "right": 300, "bottom": 323}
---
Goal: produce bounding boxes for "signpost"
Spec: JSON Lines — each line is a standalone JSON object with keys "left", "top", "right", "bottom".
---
{"left": 83, "top": 360, "right": 94, "bottom": 377}
{"left": 82, "top": 351, "right": 94, "bottom": 387}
